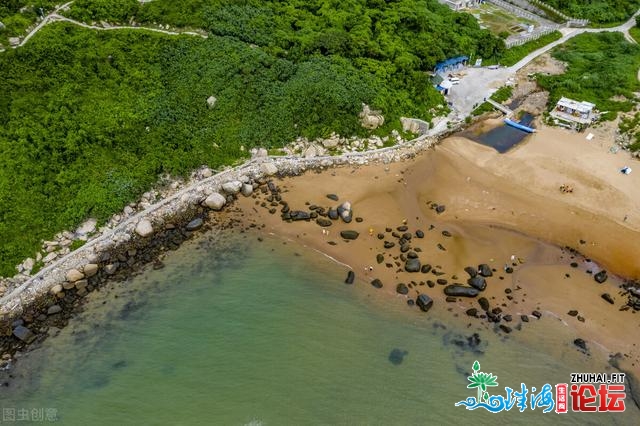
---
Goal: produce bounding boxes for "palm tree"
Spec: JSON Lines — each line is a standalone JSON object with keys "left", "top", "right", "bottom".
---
{"left": 467, "top": 360, "right": 499, "bottom": 403}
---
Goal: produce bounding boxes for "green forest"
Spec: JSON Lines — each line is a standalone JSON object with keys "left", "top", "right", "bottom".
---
{"left": 0, "top": 0, "right": 58, "bottom": 46}
{"left": 537, "top": 32, "right": 640, "bottom": 119}
{"left": 541, "top": 0, "right": 640, "bottom": 24}
{"left": 0, "top": 0, "right": 506, "bottom": 276}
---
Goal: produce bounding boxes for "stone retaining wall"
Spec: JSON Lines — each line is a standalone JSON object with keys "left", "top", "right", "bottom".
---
{"left": 0, "top": 130, "right": 450, "bottom": 321}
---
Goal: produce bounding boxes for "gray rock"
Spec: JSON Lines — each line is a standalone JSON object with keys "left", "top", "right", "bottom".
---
{"left": 601, "top": 293, "right": 614, "bottom": 304}
{"left": 186, "top": 218, "right": 203, "bottom": 231}
{"left": 50, "top": 284, "right": 63, "bottom": 295}
{"left": 464, "top": 266, "right": 477, "bottom": 278}
{"left": 444, "top": 285, "right": 479, "bottom": 298}
{"left": 204, "top": 192, "right": 226, "bottom": 210}
{"left": 13, "top": 325, "right": 35, "bottom": 343}
{"left": 478, "top": 264, "right": 493, "bottom": 277}
{"left": 405, "top": 258, "right": 421, "bottom": 273}
{"left": 573, "top": 338, "right": 588, "bottom": 352}
{"left": 222, "top": 180, "right": 242, "bottom": 194}
{"left": 241, "top": 183, "right": 253, "bottom": 197}
{"left": 83, "top": 263, "right": 99, "bottom": 278}
{"left": 316, "top": 218, "right": 332, "bottom": 227}
{"left": 467, "top": 276, "right": 487, "bottom": 291}
{"left": 104, "top": 264, "right": 118, "bottom": 275}
{"left": 206, "top": 95, "right": 217, "bottom": 108}
{"left": 326, "top": 194, "right": 339, "bottom": 201}
{"left": 76, "top": 218, "right": 97, "bottom": 235}
{"left": 478, "top": 297, "right": 490, "bottom": 311}
{"left": 47, "top": 305, "right": 62, "bottom": 315}
{"left": 340, "top": 230, "right": 359, "bottom": 240}
{"left": 65, "top": 268, "right": 85, "bottom": 282}
{"left": 396, "top": 283, "right": 409, "bottom": 295}
{"left": 289, "top": 211, "right": 310, "bottom": 221}
{"left": 416, "top": 294, "right": 434, "bottom": 312}
{"left": 135, "top": 219, "right": 154, "bottom": 237}
{"left": 260, "top": 162, "right": 278, "bottom": 176}
{"left": 345, "top": 271, "right": 355, "bottom": 284}
{"left": 594, "top": 270, "right": 608, "bottom": 284}
{"left": 371, "top": 278, "right": 383, "bottom": 289}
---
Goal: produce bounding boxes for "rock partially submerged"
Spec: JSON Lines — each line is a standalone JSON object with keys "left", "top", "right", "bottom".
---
{"left": 416, "top": 294, "right": 434, "bottom": 312}
{"left": 345, "top": 270, "right": 355, "bottom": 284}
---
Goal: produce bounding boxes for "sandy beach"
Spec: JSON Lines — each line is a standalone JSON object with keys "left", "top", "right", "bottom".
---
{"left": 237, "top": 122, "right": 640, "bottom": 383}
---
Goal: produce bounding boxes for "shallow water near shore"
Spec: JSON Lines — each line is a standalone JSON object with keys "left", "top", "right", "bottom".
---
{"left": 1, "top": 229, "right": 638, "bottom": 425}
{"left": 465, "top": 113, "right": 535, "bottom": 153}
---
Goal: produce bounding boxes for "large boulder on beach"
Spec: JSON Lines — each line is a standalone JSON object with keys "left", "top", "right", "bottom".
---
{"left": 371, "top": 278, "right": 383, "bottom": 289}
{"left": 65, "top": 268, "right": 84, "bottom": 282}
{"left": 135, "top": 219, "right": 154, "bottom": 237}
{"left": 328, "top": 208, "right": 339, "bottom": 220}
{"left": 260, "top": 162, "right": 278, "bottom": 176}
{"left": 416, "top": 294, "right": 434, "bottom": 312}
{"left": 405, "top": 258, "right": 421, "bottom": 273}
{"left": 340, "top": 230, "right": 359, "bottom": 240}
{"left": 222, "top": 180, "right": 242, "bottom": 194}
{"left": 467, "top": 276, "right": 487, "bottom": 291}
{"left": 204, "top": 193, "right": 226, "bottom": 210}
{"left": 444, "top": 285, "right": 479, "bottom": 298}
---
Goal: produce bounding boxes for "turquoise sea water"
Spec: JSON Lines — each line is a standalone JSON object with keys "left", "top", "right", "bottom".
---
{"left": 1, "top": 230, "right": 638, "bottom": 425}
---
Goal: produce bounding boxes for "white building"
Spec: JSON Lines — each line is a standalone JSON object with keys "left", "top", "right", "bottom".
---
{"left": 438, "top": 0, "right": 483, "bottom": 11}
{"left": 550, "top": 97, "right": 597, "bottom": 130}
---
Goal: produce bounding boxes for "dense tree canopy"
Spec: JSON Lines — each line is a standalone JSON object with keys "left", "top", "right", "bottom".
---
{"left": 542, "top": 0, "right": 640, "bottom": 24}
{"left": 0, "top": 1, "right": 503, "bottom": 275}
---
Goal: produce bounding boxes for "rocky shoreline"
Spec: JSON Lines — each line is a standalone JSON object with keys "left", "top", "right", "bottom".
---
{"left": 0, "top": 129, "right": 450, "bottom": 368}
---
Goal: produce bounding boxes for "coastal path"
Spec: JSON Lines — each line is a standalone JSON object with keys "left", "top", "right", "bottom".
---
{"left": 8, "top": 1, "right": 207, "bottom": 52}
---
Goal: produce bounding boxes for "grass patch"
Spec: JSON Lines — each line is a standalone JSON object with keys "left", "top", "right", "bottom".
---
{"left": 537, "top": 32, "right": 640, "bottom": 119}
{"left": 630, "top": 27, "right": 640, "bottom": 43}
{"left": 541, "top": 0, "right": 640, "bottom": 25}
{"left": 471, "top": 86, "right": 513, "bottom": 116}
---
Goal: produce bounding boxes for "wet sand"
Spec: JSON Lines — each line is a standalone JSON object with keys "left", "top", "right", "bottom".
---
{"left": 236, "top": 123, "right": 640, "bottom": 383}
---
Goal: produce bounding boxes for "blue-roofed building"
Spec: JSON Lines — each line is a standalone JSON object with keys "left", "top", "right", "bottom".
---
{"left": 434, "top": 56, "right": 469, "bottom": 75}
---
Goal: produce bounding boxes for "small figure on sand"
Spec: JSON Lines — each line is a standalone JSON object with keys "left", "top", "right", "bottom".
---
{"left": 559, "top": 184, "right": 574, "bottom": 194}
{"left": 369, "top": 227, "right": 374, "bottom": 236}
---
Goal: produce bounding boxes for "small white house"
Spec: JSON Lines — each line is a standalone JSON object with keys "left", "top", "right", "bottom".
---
{"left": 550, "top": 97, "right": 597, "bottom": 130}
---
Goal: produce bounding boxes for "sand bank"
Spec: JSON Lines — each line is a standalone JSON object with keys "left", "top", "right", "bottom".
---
{"left": 237, "top": 123, "right": 640, "bottom": 382}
